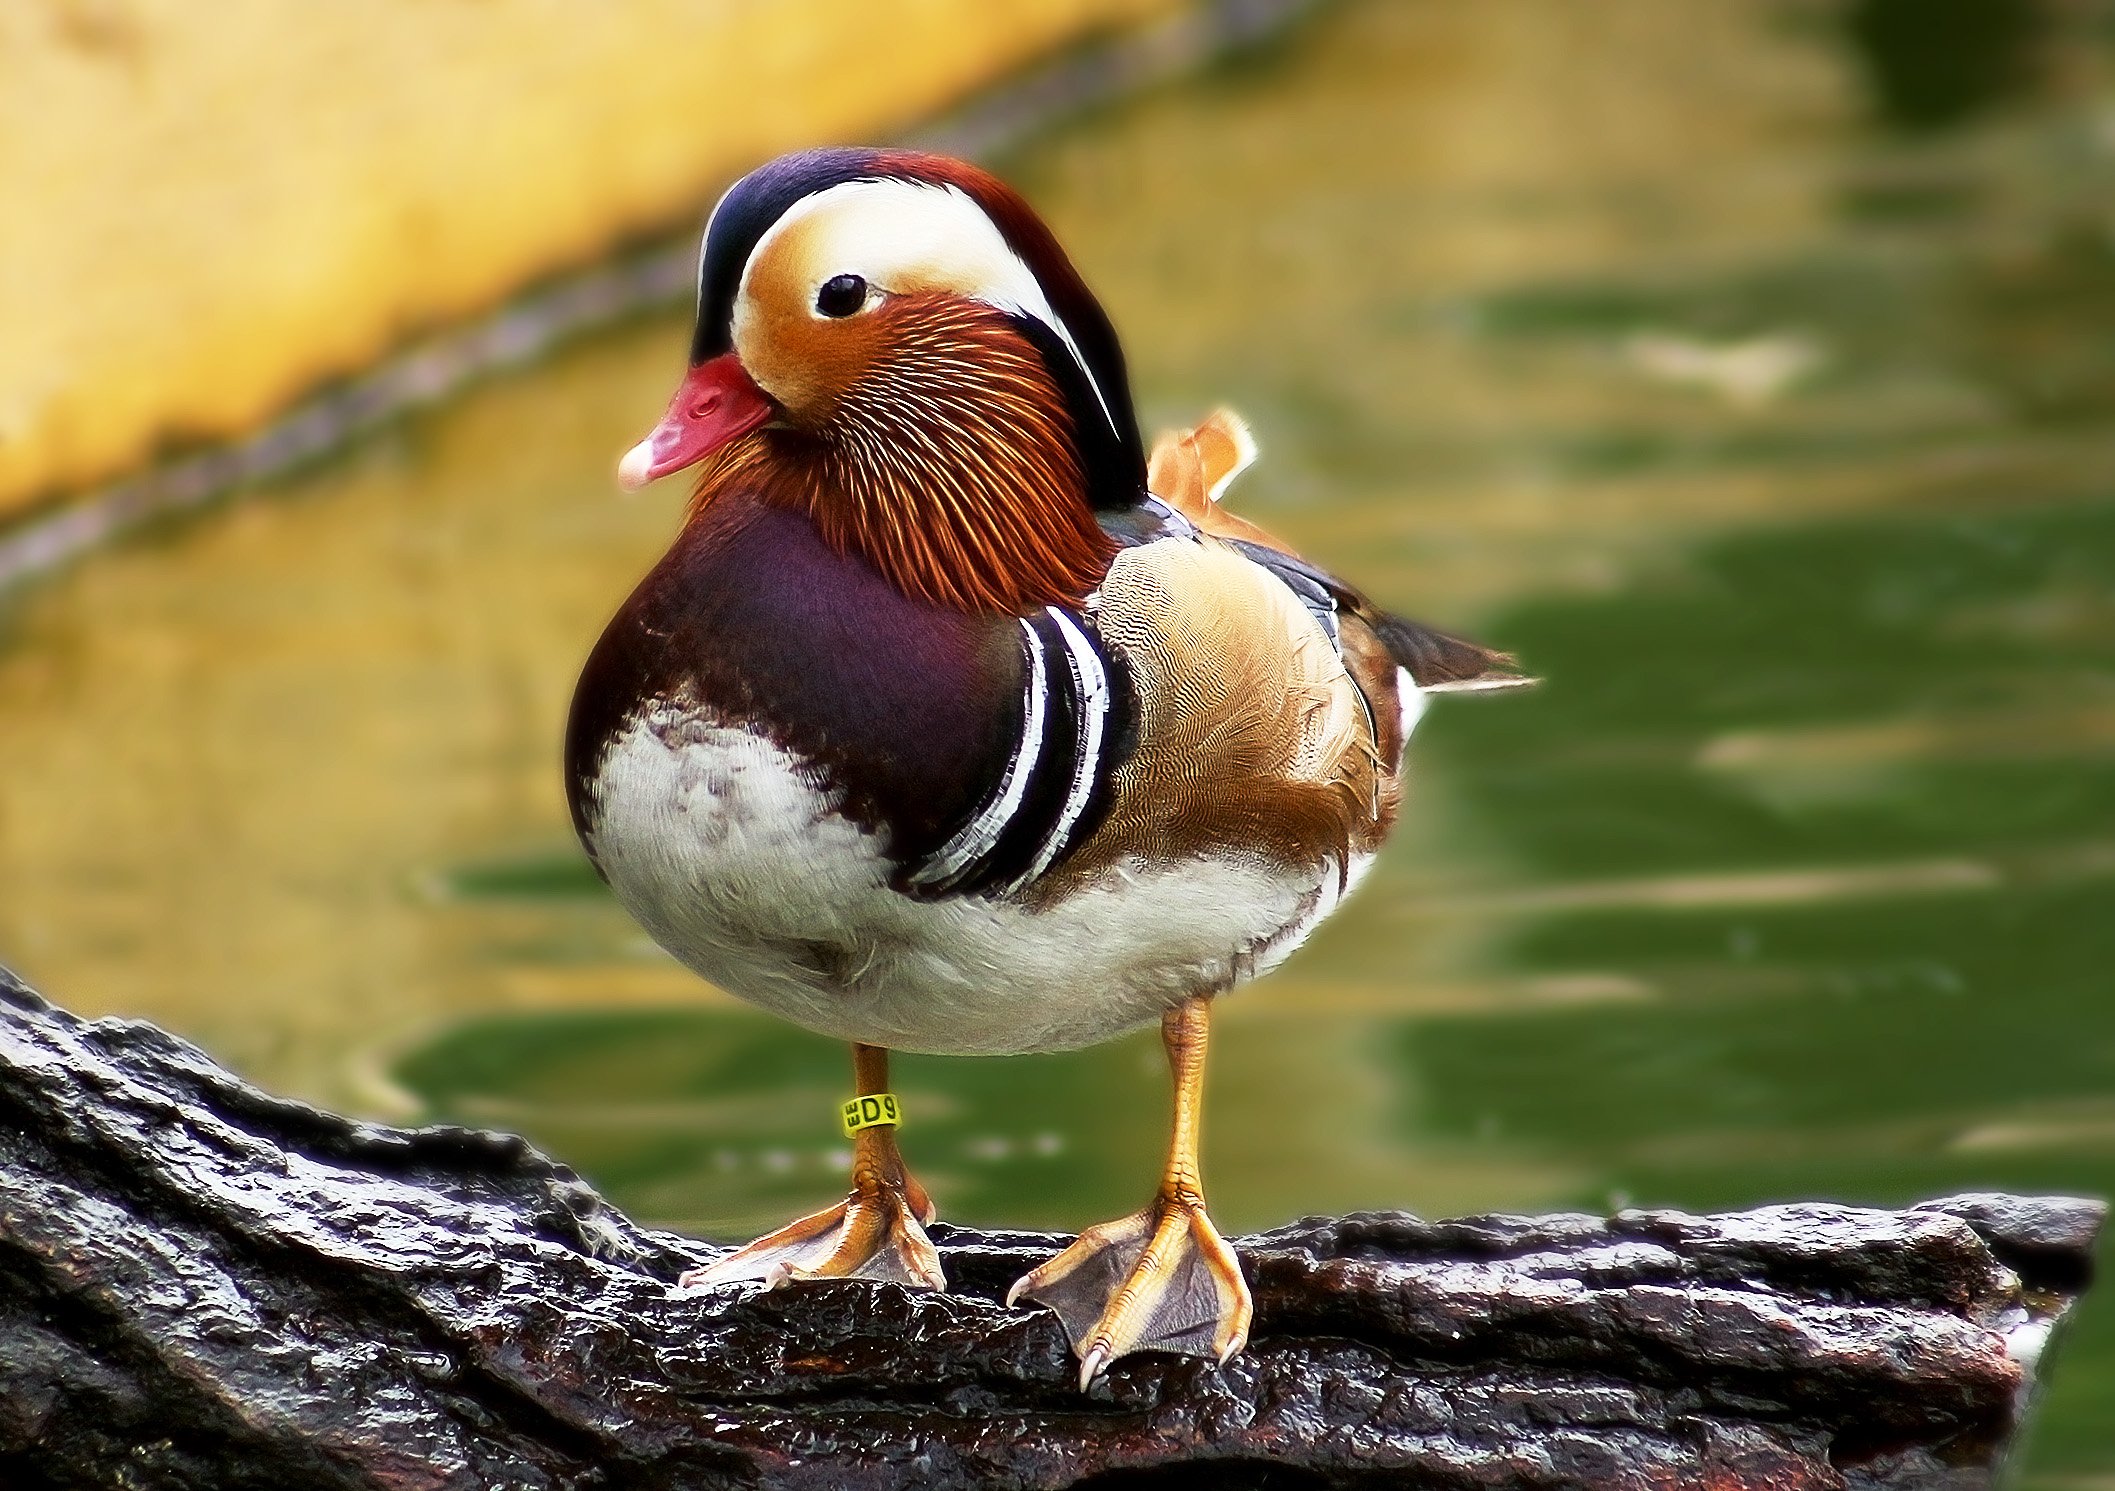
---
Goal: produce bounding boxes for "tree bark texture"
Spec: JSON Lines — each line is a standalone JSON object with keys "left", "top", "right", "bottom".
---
{"left": 0, "top": 970, "right": 2100, "bottom": 1490}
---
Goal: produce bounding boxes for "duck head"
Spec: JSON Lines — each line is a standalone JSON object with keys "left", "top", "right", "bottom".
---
{"left": 619, "top": 148, "right": 1145, "bottom": 615}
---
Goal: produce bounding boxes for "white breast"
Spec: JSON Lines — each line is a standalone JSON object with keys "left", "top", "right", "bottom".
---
{"left": 579, "top": 707, "right": 1360, "bottom": 1056}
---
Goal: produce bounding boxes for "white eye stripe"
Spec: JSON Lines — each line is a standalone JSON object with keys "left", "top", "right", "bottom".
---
{"left": 734, "top": 178, "right": 1118, "bottom": 437}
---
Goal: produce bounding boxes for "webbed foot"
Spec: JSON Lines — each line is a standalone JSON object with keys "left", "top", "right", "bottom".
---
{"left": 685, "top": 1167, "right": 943, "bottom": 1294}
{"left": 683, "top": 1168, "right": 943, "bottom": 1290}
{"left": 683, "top": 1043, "right": 944, "bottom": 1292}
{"left": 1008, "top": 1190, "right": 1251, "bottom": 1388}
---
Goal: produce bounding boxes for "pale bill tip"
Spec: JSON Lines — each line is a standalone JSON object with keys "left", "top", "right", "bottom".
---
{"left": 616, "top": 437, "right": 658, "bottom": 492}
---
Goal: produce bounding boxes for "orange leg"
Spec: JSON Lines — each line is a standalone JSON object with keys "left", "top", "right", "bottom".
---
{"left": 1008, "top": 996, "right": 1252, "bottom": 1388}
{"left": 682, "top": 1043, "right": 944, "bottom": 1291}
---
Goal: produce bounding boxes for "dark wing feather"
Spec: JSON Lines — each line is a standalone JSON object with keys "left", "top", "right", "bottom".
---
{"left": 1223, "top": 537, "right": 1533, "bottom": 693}
{"left": 1364, "top": 611, "right": 1535, "bottom": 692}
{"left": 1225, "top": 539, "right": 1341, "bottom": 649}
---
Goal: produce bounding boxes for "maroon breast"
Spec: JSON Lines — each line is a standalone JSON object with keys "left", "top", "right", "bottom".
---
{"left": 565, "top": 493, "right": 1026, "bottom": 873}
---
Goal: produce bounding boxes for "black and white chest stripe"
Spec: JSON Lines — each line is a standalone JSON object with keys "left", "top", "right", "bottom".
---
{"left": 903, "top": 607, "right": 1132, "bottom": 900}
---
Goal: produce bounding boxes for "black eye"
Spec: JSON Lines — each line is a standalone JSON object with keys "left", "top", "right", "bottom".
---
{"left": 815, "top": 274, "right": 867, "bottom": 318}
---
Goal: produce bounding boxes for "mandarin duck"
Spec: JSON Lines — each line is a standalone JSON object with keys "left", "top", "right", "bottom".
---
{"left": 566, "top": 147, "right": 1529, "bottom": 1387}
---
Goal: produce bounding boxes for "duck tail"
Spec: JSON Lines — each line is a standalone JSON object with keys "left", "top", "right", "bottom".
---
{"left": 1369, "top": 612, "right": 1537, "bottom": 693}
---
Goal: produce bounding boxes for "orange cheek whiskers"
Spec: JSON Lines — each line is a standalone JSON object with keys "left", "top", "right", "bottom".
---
{"left": 708, "top": 302, "right": 1117, "bottom": 617}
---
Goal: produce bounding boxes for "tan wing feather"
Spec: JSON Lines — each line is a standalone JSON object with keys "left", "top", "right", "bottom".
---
{"left": 1051, "top": 535, "right": 1400, "bottom": 895}
{"left": 1147, "top": 409, "right": 1286, "bottom": 552}
{"left": 1050, "top": 409, "right": 1523, "bottom": 898}
{"left": 1152, "top": 408, "right": 1533, "bottom": 692}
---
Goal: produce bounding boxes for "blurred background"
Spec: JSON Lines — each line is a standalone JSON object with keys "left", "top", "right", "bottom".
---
{"left": 2, "top": 0, "right": 2112, "bottom": 1477}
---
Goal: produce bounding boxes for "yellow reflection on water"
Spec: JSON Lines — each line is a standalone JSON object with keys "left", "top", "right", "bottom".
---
{"left": 0, "top": 325, "right": 703, "bottom": 1107}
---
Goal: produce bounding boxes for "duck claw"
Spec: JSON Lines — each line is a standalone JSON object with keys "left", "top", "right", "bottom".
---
{"left": 1011, "top": 1195, "right": 1251, "bottom": 1385}
{"left": 1076, "top": 1344, "right": 1111, "bottom": 1394}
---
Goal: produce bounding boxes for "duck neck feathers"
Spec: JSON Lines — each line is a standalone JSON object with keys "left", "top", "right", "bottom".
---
{"left": 690, "top": 299, "right": 1121, "bottom": 618}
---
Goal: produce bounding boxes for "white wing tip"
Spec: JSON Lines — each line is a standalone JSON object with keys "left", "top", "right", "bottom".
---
{"left": 1419, "top": 674, "right": 1541, "bottom": 694}
{"left": 1204, "top": 409, "right": 1260, "bottom": 504}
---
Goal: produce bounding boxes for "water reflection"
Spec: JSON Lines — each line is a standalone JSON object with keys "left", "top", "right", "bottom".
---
{"left": 1, "top": 0, "right": 2111, "bottom": 1479}
{"left": 1847, "top": 0, "right": 2051, "bottom": 130}
{"left": 1420, "top": 499, "right": 2115, "bottom": 1171}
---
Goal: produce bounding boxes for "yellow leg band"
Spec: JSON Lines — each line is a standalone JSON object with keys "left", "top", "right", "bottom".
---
{"left": 841, "top": 1092, "right": 903, "bottom": 1137}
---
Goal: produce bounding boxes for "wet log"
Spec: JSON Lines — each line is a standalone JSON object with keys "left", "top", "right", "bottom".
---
{"left": 0, "top": 969, "right": 2100, "bottom": 1491}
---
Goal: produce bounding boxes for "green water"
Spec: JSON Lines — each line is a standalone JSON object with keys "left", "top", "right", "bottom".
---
{"left": 3, "top": 0, "right": 2112, "bottom": 1475}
